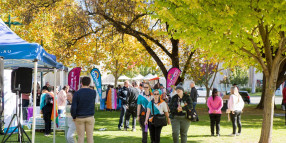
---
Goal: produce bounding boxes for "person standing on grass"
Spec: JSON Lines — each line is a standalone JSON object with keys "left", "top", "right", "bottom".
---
{"left": 124, "top": 83, "right": 139, "bottom": 131}
{"left": 228, "top": 86, "right": 244, "bottom": 136}
{"left": 207, "top": 88, "right": 223, "bottom": 137}
{"left": 40, "top": 86, "right": 53, "bottom": 136}
{"left": 65, "top": 91, "right": 77, "bottom": 143}
{"left": 71, "top": 77, "right": 97, "bottom": 143}
{"left": 144, "top": 89, "right": 171, "bottom": 143}
{"left": 118, "top": 81, "right": 129, "bottom": 130}
{"left": 190, "top": 82, "right": 198, "bottom": 112}
{"left": 169, "top": 86, "right": 193, "bottom": 143}
{"left": 137, "top": 82, "right": 153, "bottom": 143}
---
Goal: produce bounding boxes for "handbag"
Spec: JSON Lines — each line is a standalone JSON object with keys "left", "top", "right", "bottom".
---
{"left": 151, "top": 100, "right": 167, "bottom": 127}
{"left": 186, "top": 109, "right": 198, "bottom": 122}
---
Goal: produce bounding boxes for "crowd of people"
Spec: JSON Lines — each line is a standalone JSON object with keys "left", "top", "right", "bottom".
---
{"left": 113, "top": 80, "right": 245, "bottom": 143}
{"left": 21, "top": 76, "right": 247, "bottom": 143}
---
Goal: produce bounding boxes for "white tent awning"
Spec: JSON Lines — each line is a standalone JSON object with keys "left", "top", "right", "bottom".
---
{"left": 118, "top": 75, "right": 130, "bottom": 80}
{"left": 144, "top": 74, "right": 157, "bottom": 80}
{"left": 132, "top": 74, "right": 144, "bottom": 80}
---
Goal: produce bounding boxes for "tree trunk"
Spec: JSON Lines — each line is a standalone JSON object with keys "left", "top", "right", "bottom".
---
{"left": 205, "top": 86, "right": 211, "bottom": 103}
{"left": 206, "top": 87, "right": 211, "bottom": 98}
{"left": 257, "top": 74, "right": 266, "bottom": 109}
{"left": 114, "top": 76, "right": 118, "bottom": 88}
{"left": 114, "top": 60, "right": 119, "bottom": 88}
{"left": 259, "top": 74, "right": 276, "bottom": 143}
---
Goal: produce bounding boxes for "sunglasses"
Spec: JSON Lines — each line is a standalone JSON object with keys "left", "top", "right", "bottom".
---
{"left": 154, "top": 93, "right": 160, "bottom": 95}
{"left": 144, "top": 87, "right": 149, "bottom": 88}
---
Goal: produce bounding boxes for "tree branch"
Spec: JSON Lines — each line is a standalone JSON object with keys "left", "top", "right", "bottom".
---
{"left": 91, "top": 7, "right": 172, "bottom": 58}
{"left": 210, "top": 63, "right": 220, "bottom": 88}
{"left": 151, "top": 19, "right": 160, "bottom": 31}
{"left": 240, "top": 45, "right": 268, "bottom": 74}
{"left": 269, "top": 24, "right": 275, "bottom": 34}
{"left": 258, "top": 24, "right": 272, "bottom": 67}
{"left": 127, "top": 13, "right": 147, "bottom": 28}
{"left": 279, "top": 37, "right": 286, "bottom": 54}
{"left": 181, "top": 50, "right": 196, "bottom": 79}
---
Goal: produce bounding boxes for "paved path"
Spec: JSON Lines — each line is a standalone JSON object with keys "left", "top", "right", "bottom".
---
{"left": 197, "top": 96, "right": 283, "bottom": 105}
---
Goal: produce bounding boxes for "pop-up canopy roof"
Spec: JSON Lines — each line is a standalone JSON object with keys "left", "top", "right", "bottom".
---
{"left": 0, "top": 18, "right": 64, "bottom": 69}
{"left": 0, "top": 18, "right": 66, "bottom": 143}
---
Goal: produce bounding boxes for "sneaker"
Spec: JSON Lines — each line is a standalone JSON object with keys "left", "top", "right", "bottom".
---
{"left": 229, "top": 134, "right": 236, "bottom": 137}
{"left": 236, "top": 133, "right": 241, "bottom": 136}
{"left": 118, "top": 127, "right": 122, "bottom": 130}
{"left": 216, "top": 134, "right": 220, "bottom": 137}
{"left": 211, "top": 134, "right": 214, "bottom": 136}
{"left": 124, "top": 128, "right": 127, "bottom": 131}
{"left": 44, "top": 134, "right": 50, "bottom": 137}
{"left": 132, "top": 128, "right": 136, "bottom": 132}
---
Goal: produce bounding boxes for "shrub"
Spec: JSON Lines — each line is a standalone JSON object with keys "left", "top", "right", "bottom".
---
{"left": 240, "top": 87, "right": 251, "bottom": 93}
{"left": 256, "top": 87, "right": 263, "bottom": 92}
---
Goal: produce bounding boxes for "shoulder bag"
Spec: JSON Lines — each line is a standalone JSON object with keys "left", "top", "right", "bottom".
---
{"left": 186, "top": 109, "right": 198, "bottom": 122}
{"left": 151, "top": 100, "right": 167, "bottom": 127}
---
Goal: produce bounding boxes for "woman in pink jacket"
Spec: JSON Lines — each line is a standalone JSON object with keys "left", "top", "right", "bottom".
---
{"left": 207, "top": 88, "right": 223, "bottom": 137}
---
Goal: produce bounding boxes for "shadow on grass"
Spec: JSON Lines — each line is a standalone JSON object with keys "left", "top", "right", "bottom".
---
{"left": 94, "top": 134, "right": 202, "bottom": 143}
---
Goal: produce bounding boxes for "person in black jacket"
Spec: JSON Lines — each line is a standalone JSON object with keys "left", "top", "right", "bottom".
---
{"left": 190, "top": 82, "right": 199, "bottom": 121}
{"left": 169, "top": 85, "right": 193, "bottom": 143}
{"left": 124, "top": 85, "right": 139, "bottom": 131}
{"left": 118, "top": 81, "right": 129, "bottom": 130}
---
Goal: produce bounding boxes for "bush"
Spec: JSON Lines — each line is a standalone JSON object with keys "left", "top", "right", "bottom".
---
{"left": 240, "top": 87, "right": 251, "bottom": 93}
{"left": 256, "top": 87, "right": 263, "bottom": 92}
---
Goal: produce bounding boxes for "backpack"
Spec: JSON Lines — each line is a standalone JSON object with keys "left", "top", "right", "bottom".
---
{"left": 45, "top": 93, "right": 53, "bottom": 105}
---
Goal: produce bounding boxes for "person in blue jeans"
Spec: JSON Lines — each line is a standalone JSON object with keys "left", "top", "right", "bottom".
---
{"left": 190, "top": 82, "right": 199, "bottom": 121}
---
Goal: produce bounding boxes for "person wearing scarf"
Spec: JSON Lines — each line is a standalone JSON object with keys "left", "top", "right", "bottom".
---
{"left": 144, "top": 89, "right": 170, "bottom": 143}
{"left": 137, "top": 82, "right": 153, "bottom": 143}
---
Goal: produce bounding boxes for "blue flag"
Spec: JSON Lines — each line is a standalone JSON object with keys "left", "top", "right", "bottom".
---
{"left": 90, "top": 68, "right": 104, "bottom": 110}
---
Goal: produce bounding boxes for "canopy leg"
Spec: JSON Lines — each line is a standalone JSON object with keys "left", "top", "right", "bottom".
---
{"left": 53, "top": 68, "right": 57, "bottom": 143}
{"left": 32, "top": 60, "right": 38, "bottom": 143}
{"left": 0, "top": 57, "right": 4, "bottom": 135}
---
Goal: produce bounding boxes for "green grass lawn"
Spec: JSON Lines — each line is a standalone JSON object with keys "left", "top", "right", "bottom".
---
{"left": 249, "top": 92, "right": 284, "bottom": 97}
{"left": 1, "top": 104, "right": 285, "bottom": 143}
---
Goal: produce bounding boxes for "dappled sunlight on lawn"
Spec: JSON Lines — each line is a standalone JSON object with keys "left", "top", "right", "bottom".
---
{"left": 1, "top": 104, "right": 285, "bottom": 143}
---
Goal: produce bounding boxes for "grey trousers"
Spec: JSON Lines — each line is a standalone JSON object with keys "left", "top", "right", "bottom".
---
{"left": 66, "top": 117, "right": 77, "bottom": 143}
{"left": 171, "top": 116, "right": 190, "bottom": 143}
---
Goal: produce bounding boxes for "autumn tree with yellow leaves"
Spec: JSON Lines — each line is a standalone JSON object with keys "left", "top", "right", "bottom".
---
{"left": 82, "top": 0, "right": 196, "bottom": 83}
